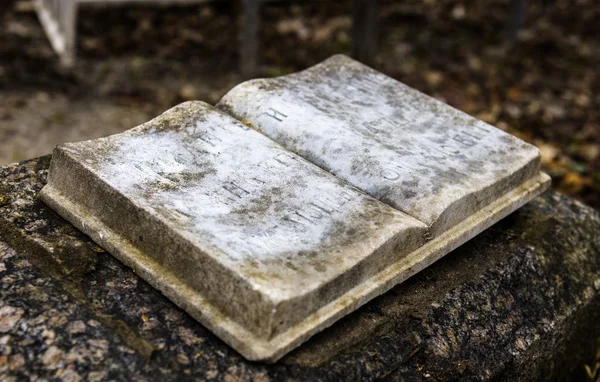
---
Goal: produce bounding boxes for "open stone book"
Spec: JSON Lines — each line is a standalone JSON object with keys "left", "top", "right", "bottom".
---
{"left": 39, "top": 55, "right": 550, "bottom": 362}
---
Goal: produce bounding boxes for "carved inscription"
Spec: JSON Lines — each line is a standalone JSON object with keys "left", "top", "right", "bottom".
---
{"left": 263, "top": 108, "right": 288, "bottom": 122}
{"left": 362, "top": 116, "right": 408, "bottom": 135}
{"left": 94, "top": 103, "right": 405, "bottom": 265}
{"left": 284, "top": 191, "right": 355, "bottom": 227}
{"left": 223, "top": 181, "right": 251, "bottom": 199}
{"left": 219, "top": 54, "right": 542, "bottom": 234}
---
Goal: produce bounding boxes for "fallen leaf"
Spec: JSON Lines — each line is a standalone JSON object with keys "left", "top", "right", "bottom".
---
{"left": 451, "top": 4, "right": 466, "bottom": 20}
{"left": 579, "top": 144, "right": 600, "bottom": 162}
{"left": 561, "top": 172, "right": 586, "bottom": 194}
{"left": 537, "top": 142, "right": 560, "bottom": 166}
{"left": 424, "top": 71, "right": 443, "bottom": 87}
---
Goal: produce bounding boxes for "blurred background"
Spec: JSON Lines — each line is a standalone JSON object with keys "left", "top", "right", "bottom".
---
{"left": 0, "top": 0, "right": 598, "bottom": 208}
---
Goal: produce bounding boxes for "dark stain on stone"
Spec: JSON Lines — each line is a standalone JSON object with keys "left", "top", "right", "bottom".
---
{"left": 0, "top": 157, "right": 156, "bottom": 361}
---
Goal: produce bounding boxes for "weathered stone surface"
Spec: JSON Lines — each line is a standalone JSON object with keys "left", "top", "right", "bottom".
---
{"left": 219, "top": 55, "right": 543, "bottom": 236}
{"left": 38, "top": 101, "right": 427, "bottom": 361}
{"left": 1, "top": 157, "right": 599, "bottom": 381}
{"left": 36, "top": 98, "right": 549, "bottom": 361}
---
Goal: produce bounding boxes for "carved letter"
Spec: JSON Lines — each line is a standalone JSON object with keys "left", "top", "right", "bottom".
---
{"left": 381, "top": 168, "right": 401, "bottom": 181}
{"left": 264, "top": 108, "right": 288, "bottom": 122}
{"left": 452, "top": 133, "right": 477, "bottom": 147}
{"left": 222, "top": 181, "right": 250, "bottom": 199}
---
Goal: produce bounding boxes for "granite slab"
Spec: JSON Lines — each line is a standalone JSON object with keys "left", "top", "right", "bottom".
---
{"left": 219, "top": 55, "right": 543, "bottom": 236}
{"left": 1, "top": 157, "right": 599, "bottom": 380}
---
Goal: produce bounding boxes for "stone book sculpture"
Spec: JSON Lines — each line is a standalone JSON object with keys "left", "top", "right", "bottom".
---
{"left": 39, "top": 55, "right": 550, "bottom": 362}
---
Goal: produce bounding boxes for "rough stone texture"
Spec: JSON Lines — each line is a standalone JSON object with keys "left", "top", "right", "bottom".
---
{"left": 39, "top": 101, "right": 428, "bottom": 361}
{"left": 37, "top": 100, "right": 548, "bottom": 361}
{"left": 219, "top": 54, "right": 542, "bottom": 236}
{"left": 1, "top": 157, "right": 599, "bottom": 380}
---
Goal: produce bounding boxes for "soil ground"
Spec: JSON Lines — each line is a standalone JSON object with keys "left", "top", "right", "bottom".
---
{"left": 0, "top": 0, "right": 598, "bottom": 208}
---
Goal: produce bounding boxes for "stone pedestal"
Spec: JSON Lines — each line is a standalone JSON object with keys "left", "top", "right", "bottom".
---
{"left": 1, "top": 157, "right": 599, "bottom": 381}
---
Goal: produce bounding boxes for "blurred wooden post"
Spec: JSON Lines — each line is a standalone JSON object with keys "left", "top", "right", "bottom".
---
{"left": 352, "top": 0, "right": 378, "bottom": 66}
{"left": 36, "top": 0, "right": 78, "bottom": 68}
{"left": 62, "top": 0, "right": 77, "bottom": 68}
{"left": 506, "top": 0, "right": 528, "bottom": 44}
{"left": 239, "top": 0, "right": 260, "bottom": 79}
{"left": 35, "top": 0, "right": 382, "bottom": 76}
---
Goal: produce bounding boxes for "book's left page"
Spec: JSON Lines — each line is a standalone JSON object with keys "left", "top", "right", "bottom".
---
{"left": 39, "top": 101, "right": 427, "bottom": 361}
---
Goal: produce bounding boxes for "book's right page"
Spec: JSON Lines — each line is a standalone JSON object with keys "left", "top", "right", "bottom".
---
{"left": 218, "top": 55, "right": 543, "bottom": 236}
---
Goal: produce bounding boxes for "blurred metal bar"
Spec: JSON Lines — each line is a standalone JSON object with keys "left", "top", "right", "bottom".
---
{"left": 35, "top": 0, "right": 380, "bottom": 76}
{"left": 78, "top": 0, "right": 214, "bottom": 5}
{"left": 506, "top": 0, "right": 528, "bottom": 43}
{"left": 35, "top": 0, "right": 210, "bottom": 68}
{"left": 240, "top": 0, "right": 260, "bottom": 79}
{"left": 352, "top": 0, "right": 378, "bottom": 66}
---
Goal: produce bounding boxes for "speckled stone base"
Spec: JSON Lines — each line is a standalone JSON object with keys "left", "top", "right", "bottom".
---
{"left": 1, "top": 157, "right": 599, "bottom": 380}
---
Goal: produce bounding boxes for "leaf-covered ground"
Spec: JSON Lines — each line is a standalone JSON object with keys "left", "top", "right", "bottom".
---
{"left": 0, "top": 0, "right": 598, "bottom": 208}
